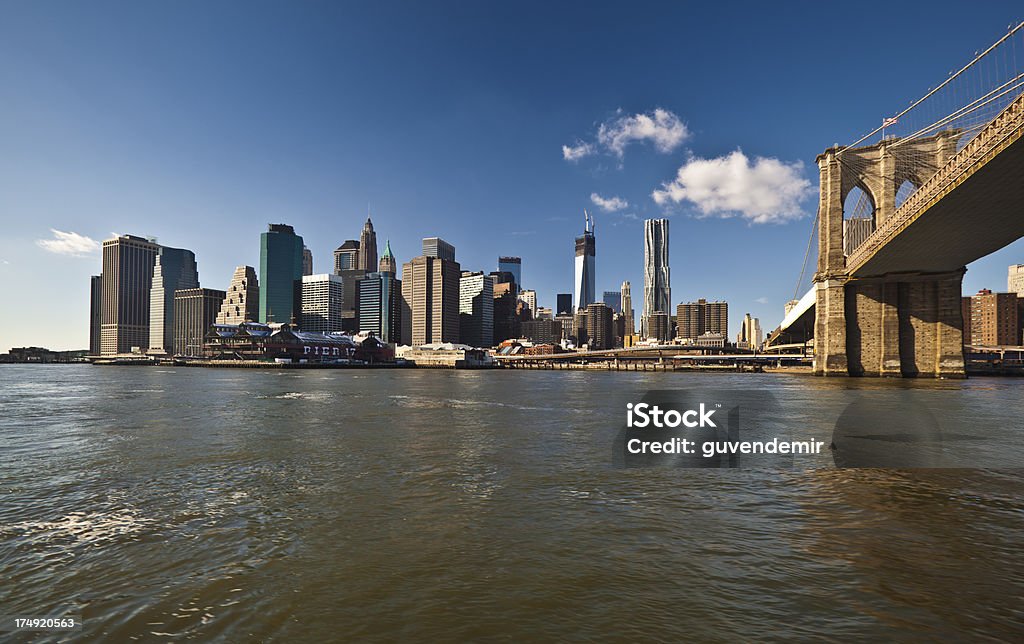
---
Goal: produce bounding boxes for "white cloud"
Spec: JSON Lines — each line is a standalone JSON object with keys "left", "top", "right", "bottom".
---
{"left": 755, "top": 297, "right": 769, "bottom": 305}
{"left": 590, "top": 193, "right": 629, "bottom": 212}
{"left": 598, "top": 108, "right": 689, "bottom": 157}
{"left": 562, "top": 141, "right": 594, "bottom": 162}
{"left": 652, "top": 150, "right": 813, "bottom": 224}
{"left": 36, "top": 229, "right": 100, "bottom": 257}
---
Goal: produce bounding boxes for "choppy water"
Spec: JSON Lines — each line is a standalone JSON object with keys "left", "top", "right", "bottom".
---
{"left": 1, "top": 365, "right": 1023, "bottom": 641}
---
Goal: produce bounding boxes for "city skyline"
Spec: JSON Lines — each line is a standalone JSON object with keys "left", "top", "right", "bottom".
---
{"left": 4, "top": 2, "right": 1024, "bottom": 352}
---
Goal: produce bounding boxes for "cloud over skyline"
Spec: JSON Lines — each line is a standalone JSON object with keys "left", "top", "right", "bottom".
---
{"left": 590, "top": 193, "right": 628, "bottom": 212}
{"left": 563, "top": 108, "right": 689, "bottom": 162}
{"left": 36, "top": 230, "right": 101, "bottom": 257}
{"left": 652, "top": 150, "right": 812, "bottom": 224}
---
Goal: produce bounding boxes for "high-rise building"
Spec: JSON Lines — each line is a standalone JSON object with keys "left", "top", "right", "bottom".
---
{"left": 585, "top": 302, "right": 613, "bottom": 350}
{"left": 967, "top": 289, "right": 1018, "bottom": 346}
{"left": 491, "top": 275, "right": 522, "bottom": 344}
{"left": 300, "top": 274, "right": 345, "bottom": 333}
{"left": 459, "top": 271, "right": 495, "bottom": 348}
{"left": 843, "top": 218, "right": 874, "bottom": 256}
{"left": 358, "top": 271, "right": 402, "bottom": 344}
{"left": 737, "top": 313, "right": 763, "bottom": 349}
{"left": 334, "top": 240, "right": 361, "bottom": 274}
{"left": 521, "top": 318, "right": 562, "bottom": 345}
{"left": 676, "top": 298, "right": 728, "bottom": 341}
{"left": 646, "top": 311, "right": 670, "bottom": 343}
{"left": 498, "top": 256, "right": 522, "bottom": 291}
{"left": 89, "top": 275, "right": 102, "bottom": 355}
{"left": 1009, "top": 264, "right": 1024, "bottom": 296}
{"left": 302, "top": 246, "right": 313, "bottom": 276}
{"left": 621, "top": 281, "right": 635, "bottom": 337}
{"left": 422, "top": 237, "right": 455, "bottom": 262}
{"left": 574, "top": 211, "right": 596, "bottom": 312}
{"left": 260, "top": 224, "right": 304, "bottom": 324}
{"left": 359, "top": 217, "right": 378, "bottom": 271}
{"left": 379, "top": 240, "right": 397, "bottom": 275}
{"left": 519, "top": 289, "right": 537, "bottom": 317}
{"left": 642, "top": 218, "right": 671, "bottom": 338}
{"left": 556, "top": 293, "right": 573, "bottom": 316}
{"left": 216, "top": 266, "right": 260, "bottom": 324}
{"left": 100, "top": 234, "right": 160, "bottom": 355}
{"left": 603, "top": 291, "right": 621, "bottom": 314}
{"left": 173, "top": 288, "right": 225, "bottom": 357}
{"left": 338, "top": 268, "right": 366, "bottom": 333}
{"left": 401, "top": 238, "right": 461, "bottom": 345}
{"left": 148, "top": 246, "right": 199, "bottom": 355}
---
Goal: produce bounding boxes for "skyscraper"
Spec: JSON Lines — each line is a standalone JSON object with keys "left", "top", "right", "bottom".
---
{"left": 676, "top": 299, "right": 728, "bottom": 341}
{"left": 148, "top": 246, "right": 199, "bottom": 355}
{"left": 738, "top": 313, "right": 763, "bottom": 349}
{"left": 585, "top": 302, "right": 613, "bottom": 350}
{"left": 359, "top": 271, "right": 402, "bottom": 344}
{"left": 967, "top": 289, "right": 1018, "bottom": 346}
{"left": 621, "top": 281, "right": 635, "bottom": 337}
{"left": 334, "top": 240, "right": 360, "bottom": 274}
{"left": 216, "top": 266, "right": 260, "bottom": 324}
{"left": 519, "top": 289, "right": 537, "bottom": 317}
{"left": 359, "top": 217, "right": 378, "bottom": 271}
{"left": 173, "top": 288, "right": 225, "bottom": 357}
{"left": 556, "top": 293, "right": 573, "bottom": 317}
{"left": 259, "top": 224, "right": 304, "bottom": 324}
{"left": 401, "top": 238, "right": 461, "bottom": 345}
{"left": 100, "top": 234, "right": 160, "bottom": 355}
{"left": 460, "top": 271, "right": 495, "bottom": 348}
{"left": 603, "top": 291, "right": 621, "bottom": 314}
{"left": 300, "top": 273, "right": 345, "bottom": 333}
{"left": 302, "top": 246, "right": 313, "bottom": 276}
{"left": 642, "top": 218, "right": 670, "bottom": 338}
{"left": 89, "top": 275, "right": 102, "bottom": 356}
{"left": 498, "top": 256, "right": 521, "bottom": 291}
{"left": 379, "top": 240, "right": 397, "bottom": 275}
{"left": 574, "top": 210, "right": 596, "bottom": 312}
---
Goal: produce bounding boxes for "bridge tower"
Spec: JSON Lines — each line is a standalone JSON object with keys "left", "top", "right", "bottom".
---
{"left": 813, "top": 130, "right": 966, "bottom": 377}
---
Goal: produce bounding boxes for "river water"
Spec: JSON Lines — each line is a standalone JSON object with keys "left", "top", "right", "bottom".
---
{"left": 1, "top": 365, "right": 1022, "bottom": 641}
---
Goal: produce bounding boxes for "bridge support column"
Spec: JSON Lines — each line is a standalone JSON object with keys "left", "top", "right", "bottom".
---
{"left": 897, "top": 270, "right": 965, "bottom": 378}
{"left": 813, "top": 279, "right": 848, "bottom": 376}
{"left": 845, "top": 279, "right": 901, "bottom": 376}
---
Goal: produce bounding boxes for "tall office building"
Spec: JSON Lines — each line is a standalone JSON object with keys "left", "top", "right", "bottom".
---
{"left": 967, "top": 289, "right": 1018, "bottom": 346}
{"left": 585, "top": 302, "right": 614, "bottom": 350}
{"left": 646, "top": 311, "right": 671, "bottom": 343}
{"left": 302, "top": 246, "right": 313, "bottom": 276}
{"left": 358, "top": 271, "right": 402, "bottom": 344}
{"left": 422, "top": 237, "right": 455, "bottom": 262}
{"left": 603, "top": 291, "right": 621, "bottom": 314}
{"left": 148, "top": 246, "right": 199, "bottom": 355}
{"left": 676, "top": 298, "right": 728, "bottom": 341}
{"left": 359, "top": 217, "right": 378, "bottom": 271}
{"left": 401, "top": 238, "right": 461, "bottom": 345}
{"left": 556, "top": 293, "right": 573, "bottom": 316}
{"left": 1009, "top": 264, "right": 1024, "bottom": 296}
{"left": 259, "top": 224, "right": 304, "bottom": 324}
{"left": 460, "top": 271, "right": 495, "bottom": 348}
{"left": 574, "top": 211, "right": 596, "bottom": 312}
{"left": 334, "top": 240, "right": 360, "bottom": 274}
{"left": 379, "top": 240, "right": 397, "bottom": 275}
{"left": 642, "top": 218, "right": 671, "bottom": 338}
{"left": 173, "top": 288, "right": 225, "bottom": 357}
{"left": 100, "top": 234, "right": 160, "bottom": 355}
{"left": 519, "top": 289, "right": 537, "bottom": 317}
{"left": 216, "top": 266, "right": 260, "bottom": 324}
{"left": 89, "top": 275, "right": 102, "bottom": 355}
{"left": 300, "top": 273, "right": 345, "bottom": 333}
{"left": 738, "top": 313, "right": 763, "bottom": 349}
{"left": 498, "top": 256, "right": 521, "bottom": 291}
{"left": 621, "top": 281, "right": 635, "bottom": 337}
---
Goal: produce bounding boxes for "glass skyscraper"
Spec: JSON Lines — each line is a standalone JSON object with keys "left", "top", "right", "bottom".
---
{"left": 149, "top": 246, "right": 199, "bottom": 355}
{"left": 642, "top": 218, "right": 670, "bottom": 337}
{"left": 359, "top": 272, "right": 402, "bottom": 344}
{"left": 498, "top": 256, "right": 521, "bottom": 291}
{"left": 259, "top": 224, "right": 305, "bottom": 324}
{"left": 574, "top": 211, "right": 596, "bottom": 312}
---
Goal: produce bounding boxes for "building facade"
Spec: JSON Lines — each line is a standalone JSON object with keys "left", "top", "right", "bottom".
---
{"left": 967, "top": 289, "right": 1019, "bottom": 346}
{"left": 173, "top": 288, "right": 225, "bottom": 357}
{"left": 498, "top": 256, "right": 521, "bottom": 291}
{"left": 603, "top": 291, "right": 622, "bottom": 314}
{"left": 148, "top": 246, "right": 200, "bottom": 355}
{"left": 556, "top": 293, "right": 573, "bottom": 316}
{"left": 1009, "top": 264, "right": 1024, "bottom": 296}
{"left": 519, "top": 289, "right": 537, "bottom": 317}
{"left": 646, "top": 311, "right": 671, "bottom": 343}
{"left": 642, "top": 218, "right": 671, "bottom": 337}
{"left": 358, "top": 271, "right": 402, "bottom": 344}
{"left": 260, "top": 224, "right": 304, "bottom": 324}
{"left": 334, "top": 240, "right": 360, "bottom": 274}
{"left": 359, "top": 217, "right": 378, "bottom": 271}
{"left": 422, "top": 237, "right": 455, "bottom": 262}
{"left": 302, "top": 246, "right": 313, "bottom": 276}
{"left": 459, "top": 271, "right": 495, "bottom": 348}
{"left": 574, "top": 211, "right": 596, "bottom": 312}
{"left": 585, "top": 302, "right": 613, "bottom": 350}
{"left": 401, "top": 239, "right": 461, "bottom": 345}
{"left": 379, "top": 240, "right": 397, "bottom": 275}
{"left": 737, "top": 313, "right": 764, "bottom": 349}
{"left": 90, "top": 275, "right": 102, "bottom": 355}
{"left": 216, "top": 265, "right": 260, "bottom": 325}
{"left": 676, "top": 298, "right": 728, "bottom": 341}
{"left": 300, "top": 274, "right": 345, "bottom": 333}
{"left": 621, "top": 281, "right": 634, "bottom": 337}
{"left": 100, "top": 234, "right": 161, "bottom": 355}
{"left": 521, "top": 318, "right": 563, "bottom": 345}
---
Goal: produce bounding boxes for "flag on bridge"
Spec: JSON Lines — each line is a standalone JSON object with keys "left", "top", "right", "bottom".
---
{"left": 882, "top": 116, "right": 899, "bottom": 128}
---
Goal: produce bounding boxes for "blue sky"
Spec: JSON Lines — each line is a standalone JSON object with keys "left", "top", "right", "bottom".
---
{"left": 2, "top": 1, "right": 1023, "bottom": 351}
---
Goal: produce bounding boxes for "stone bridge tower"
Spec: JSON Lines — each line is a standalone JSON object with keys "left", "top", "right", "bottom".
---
{"left": 814, "top": 130, "right": 966, "bottom": 377}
